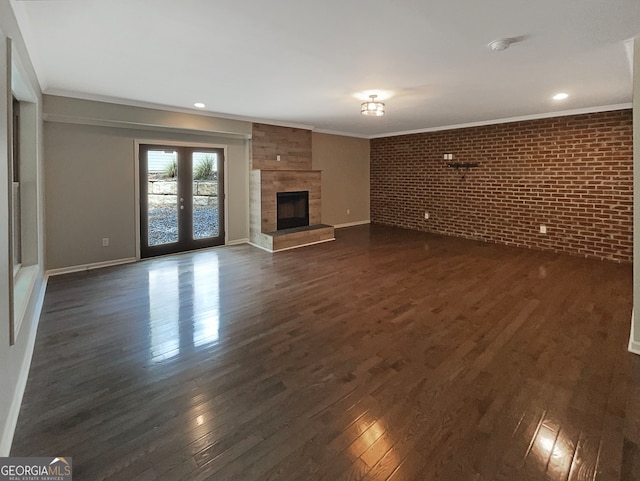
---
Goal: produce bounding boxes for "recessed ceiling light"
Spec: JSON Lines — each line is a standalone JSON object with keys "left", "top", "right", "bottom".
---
{"left": 552, "top": 93, "right": 568, "bottom": 101}
{"left": 488, "top": 38, "right": 512, "bottom": 51}
{"left": 194, "top": 102, "right": 206, "bottom": 109}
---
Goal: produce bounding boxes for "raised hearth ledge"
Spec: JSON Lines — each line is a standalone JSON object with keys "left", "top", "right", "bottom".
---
{"left": 249, "top": 224, "right": 335, "bottom": 253}
{"left": 249, "top": 168, "right": 327, "bottom": 251}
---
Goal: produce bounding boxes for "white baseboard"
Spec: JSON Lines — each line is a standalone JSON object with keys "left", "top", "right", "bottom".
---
{"left": 46, "top": 257, "right": 137, "bottom": 277}
{"left": 272, "top": 238, "right": 335, "bottom": 252}
{"left": 333, "top": 220, "right": 371, "bottom": 229}
{"left": 0, "top": 275, "right": 48, "bottom": 456}
{"left": 226, "top": 238, "right": 249, "bottom": 246}
{"left": 248, "top": 242, "right": 272, "bottom": 253}
{"left": 629, "top": 311, "right": 640, "bottom": 355}
{"left": 249, "top": 237, "right": 336, "bottom": 253}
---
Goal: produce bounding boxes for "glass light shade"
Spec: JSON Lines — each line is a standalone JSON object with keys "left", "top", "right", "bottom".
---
{"left": 361, "top": 96, "right": 385, "bottom": 116}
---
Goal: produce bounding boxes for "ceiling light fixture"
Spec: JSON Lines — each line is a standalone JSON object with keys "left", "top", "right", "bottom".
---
{"left": 552, "top": 92, "right": 569, "bottom": 100}
{"left": 488, "top": 38, "right": 512, "bottom": 51}
{"left": 194, "top": 102, "right": 206, "bottom": 109}
{"left": 361, "top": 95, "right": 385, "bottom": 117}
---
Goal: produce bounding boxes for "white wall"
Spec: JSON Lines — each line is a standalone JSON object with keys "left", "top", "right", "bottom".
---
{"left": 0, "top": 0, "right": 46, "bottom": 455}
{"left": 631, "top": 36, "right": 640, "bottom": 354}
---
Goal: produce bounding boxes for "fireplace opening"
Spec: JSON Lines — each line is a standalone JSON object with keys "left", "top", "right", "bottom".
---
{"left": 277, "top": 191, "right": 309, "bottom": 230}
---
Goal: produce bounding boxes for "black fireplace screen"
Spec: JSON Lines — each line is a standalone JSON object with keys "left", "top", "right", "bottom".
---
{"left": 277, "top": 191, "right": 309, "bottom": 230}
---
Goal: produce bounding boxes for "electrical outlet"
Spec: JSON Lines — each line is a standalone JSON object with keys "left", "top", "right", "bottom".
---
{"left": 102, "top": 237, "right": 110, "bottom": 247}
{"left": 539, "top": 225, "right": 547, "bottom": 234}
{"left": 346, "top": 209, "right": 350, "bottom": 215}
{"left": 424, "top": 212, "right": 429, "bottom": 220}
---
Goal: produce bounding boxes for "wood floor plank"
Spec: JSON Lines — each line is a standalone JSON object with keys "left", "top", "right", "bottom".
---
{"left": 10, "top": 224, "right": 635, "bottom": 481}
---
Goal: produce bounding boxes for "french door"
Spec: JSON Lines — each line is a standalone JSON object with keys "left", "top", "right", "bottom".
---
{"left": 139, "top": 144, "right": 224, "bottom": 258}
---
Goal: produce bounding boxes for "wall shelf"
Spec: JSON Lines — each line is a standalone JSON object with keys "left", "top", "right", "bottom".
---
{"left": 447, "top": 162, "right": 479, "bottom": 169}
{"left": 447, "top": 162, "right": 478, "bottom": 180}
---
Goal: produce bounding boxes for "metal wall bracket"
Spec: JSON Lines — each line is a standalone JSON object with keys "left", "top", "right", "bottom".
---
{"left": 447, "top": 162, "right": 479, "bottom": 180}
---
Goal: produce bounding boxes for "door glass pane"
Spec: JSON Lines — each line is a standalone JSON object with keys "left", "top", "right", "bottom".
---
{"left": 147, "top": 149, "right": 179, "bottom": 246}
{"left": 192, "top": 151, "right": 219, "bottom": 240}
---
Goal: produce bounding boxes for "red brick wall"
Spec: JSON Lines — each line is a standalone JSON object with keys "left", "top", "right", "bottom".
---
{"left": 370, "top": 110, "right": 633, "bottom": 262}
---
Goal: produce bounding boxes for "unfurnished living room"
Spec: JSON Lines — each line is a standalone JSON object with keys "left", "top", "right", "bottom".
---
{"left": 1, "top": 1, "right": 640, "bottom": 480}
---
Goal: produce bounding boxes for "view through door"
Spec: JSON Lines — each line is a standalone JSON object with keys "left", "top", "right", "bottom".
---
{"left": 140, "top": 144, "right": 225, "bottom": 258}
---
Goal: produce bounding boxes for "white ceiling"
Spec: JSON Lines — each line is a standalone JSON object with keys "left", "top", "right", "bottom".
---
{"left": 10, "top": 0, "right": 640, "bottom": 138}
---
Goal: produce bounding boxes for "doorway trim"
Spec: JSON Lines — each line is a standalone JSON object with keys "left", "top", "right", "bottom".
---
{"left": 134, "top": 139, "right": 229, "bottom": 260}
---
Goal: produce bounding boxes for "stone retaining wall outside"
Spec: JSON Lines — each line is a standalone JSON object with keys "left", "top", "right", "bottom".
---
{"left": 148, "top": 180, "right": 218, "bottom": 206}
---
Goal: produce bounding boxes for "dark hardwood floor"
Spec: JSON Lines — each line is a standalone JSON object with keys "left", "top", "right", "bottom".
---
{"left": 11, "top": 224, "right": 638, "bottom": 481}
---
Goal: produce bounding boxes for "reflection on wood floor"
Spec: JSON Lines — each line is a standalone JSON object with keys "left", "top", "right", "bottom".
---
{"left": 12, "top": 225, "right": 639, "bottom": 480}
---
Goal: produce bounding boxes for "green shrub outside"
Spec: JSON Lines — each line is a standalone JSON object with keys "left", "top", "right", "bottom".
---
{"left": 194, "top": 155, "right": 216, "bottom": 180}
{"left": 163, "top": 159, "right": 177, "bottom": 178}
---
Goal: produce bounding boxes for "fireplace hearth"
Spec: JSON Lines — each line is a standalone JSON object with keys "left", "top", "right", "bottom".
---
{"left": 277, "top": 191, "right": 309, "bottom": 230}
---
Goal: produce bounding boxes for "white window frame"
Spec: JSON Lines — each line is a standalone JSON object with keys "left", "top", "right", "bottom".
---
{"left": 8, "top": 39, "right": 40, "bottom": 345}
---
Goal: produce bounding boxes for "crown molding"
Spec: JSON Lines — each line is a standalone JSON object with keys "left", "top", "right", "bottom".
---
{"left": 368, "top": 103, "right": 633, "bottom": 139}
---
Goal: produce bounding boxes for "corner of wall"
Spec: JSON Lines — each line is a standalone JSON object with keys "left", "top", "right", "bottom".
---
{"left": 0, "top": 2, "right": 47, "bottom": 455}
{"left": 630, "top": 311, "right": 640, "bottom": 355}
{"left": 631, "top": 36, "right": 640, "bottom": 355}
{"left": 0, "top": 275, "right": 47, "bottom": 456}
